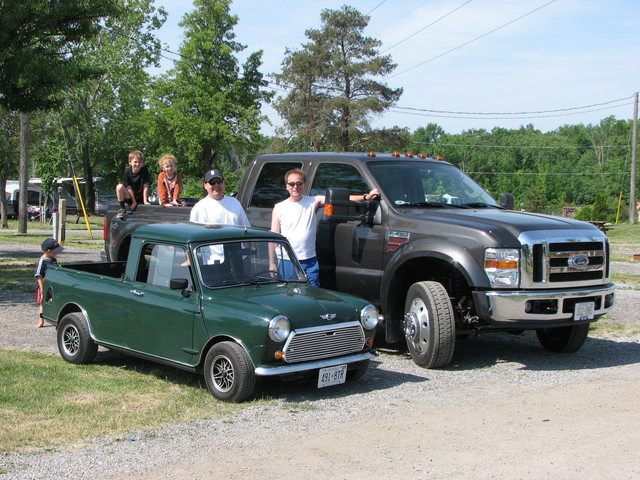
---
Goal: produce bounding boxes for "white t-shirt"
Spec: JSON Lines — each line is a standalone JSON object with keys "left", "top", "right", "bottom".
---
{"left": 189, "top": 195, "right": 250, "bottom": 227}
{"left": 274, "top": 196, "right": 317, "bottom": 261}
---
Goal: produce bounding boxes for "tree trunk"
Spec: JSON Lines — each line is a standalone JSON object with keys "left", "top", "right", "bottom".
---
{"left": 18, "top": 112, "right": 30, "bottom": 234}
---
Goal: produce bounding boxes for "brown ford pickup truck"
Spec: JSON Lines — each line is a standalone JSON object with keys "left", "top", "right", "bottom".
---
{"left": 104, "top": 152, "right": 615, "bottom": 368}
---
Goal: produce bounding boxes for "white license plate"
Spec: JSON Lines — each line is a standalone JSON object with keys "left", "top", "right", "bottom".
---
{"left": 317, "top": 364, "right": 347, "bottom": 388}
{"left": 574, "top": 302, "right": 595, "bottom": 321}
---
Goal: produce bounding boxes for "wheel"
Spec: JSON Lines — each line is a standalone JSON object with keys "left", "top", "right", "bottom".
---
{"left": 57, "top": 312, "right": 98, "bottom": 364}
{"left": 203, "top": 341, "right": 256, "bottom": 402}
{"left": 536, "top": 324, "right": 590, "bottom": 353}
{"left": 403, "top": 281, "right": 456, "bottom": 368}
{"left": 346, "top": 359, "right": 370, "bottom": 381}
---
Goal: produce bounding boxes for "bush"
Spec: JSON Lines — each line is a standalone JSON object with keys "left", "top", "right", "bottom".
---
{"left": 574, "top": 205, "right": 593, "bottom": 221}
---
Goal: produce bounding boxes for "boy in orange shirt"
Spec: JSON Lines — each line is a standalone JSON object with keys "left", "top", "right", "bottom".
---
{"left": 157, "top": 154, "right": 185, "bottom": 207}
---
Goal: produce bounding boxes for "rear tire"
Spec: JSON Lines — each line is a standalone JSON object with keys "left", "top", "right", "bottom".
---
{"left": 57, "top": 312, "right": 98, "bottom": 364}
{"left": 404, "top": 281, "right": 455, "bottom": 368}
{"left": 536, "top": 324, "right": 590, "bottom": 353}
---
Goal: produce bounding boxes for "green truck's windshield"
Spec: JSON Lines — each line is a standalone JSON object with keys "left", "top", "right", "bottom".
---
{"left": 196, "top": 240, "right": 307, "bottom": 288}
{"left": 368, "top": 161, "right": 498, "bottom": 208}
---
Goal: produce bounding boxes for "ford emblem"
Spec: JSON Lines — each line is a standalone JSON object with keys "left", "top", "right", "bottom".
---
{"left": 568, "top": 254, "right": 589, "bottom": 269}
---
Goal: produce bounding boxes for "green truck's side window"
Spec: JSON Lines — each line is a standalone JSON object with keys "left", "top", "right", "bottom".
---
{"left": 138, "top": 244, "right": 191, "bottom": 288}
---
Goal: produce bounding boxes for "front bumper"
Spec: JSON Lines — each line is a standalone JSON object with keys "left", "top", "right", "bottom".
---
{"left": 473, "top": 284, "right": 615, "bottom": 327}
{"left": 254, "top": 351, "right": 375, "bottom": 377}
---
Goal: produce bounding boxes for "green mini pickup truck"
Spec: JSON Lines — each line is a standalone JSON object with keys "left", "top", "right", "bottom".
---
{"left": 42, "top": 222, "right": 378, "bottom": 402}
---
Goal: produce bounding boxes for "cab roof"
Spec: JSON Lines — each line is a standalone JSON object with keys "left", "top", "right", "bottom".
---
{"left": 132, "top": 222, "right": 284, "bottom": 244}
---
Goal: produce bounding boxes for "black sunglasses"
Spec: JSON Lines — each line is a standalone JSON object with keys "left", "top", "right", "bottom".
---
{"left": 287, "top": 181, "right": 304, "bottom": 187}
{"left": 208, "top": 179, "right": 224, "bottom": 185}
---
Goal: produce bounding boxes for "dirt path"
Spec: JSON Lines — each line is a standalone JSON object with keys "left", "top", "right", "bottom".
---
{"left": 130, "top": 360, "right": 640, "bottom": 480}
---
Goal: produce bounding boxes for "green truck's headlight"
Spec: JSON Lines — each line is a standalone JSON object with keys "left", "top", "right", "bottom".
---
{"left": 268, "top": 315, "right": 291, "bottom": 342}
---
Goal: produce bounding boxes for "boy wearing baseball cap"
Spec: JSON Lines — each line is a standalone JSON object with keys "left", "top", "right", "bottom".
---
{"left": 34, "top": 238, "right": 63, "bottom": 328}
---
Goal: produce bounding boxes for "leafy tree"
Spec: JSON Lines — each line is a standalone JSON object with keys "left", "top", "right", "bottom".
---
{"left": 274, "top": 6, "right": 402, "bottom": 152}
{"left": 47, "top": 0, "right": 167, "bottom": 213}
{"left": 0, "top": 0, "right": 118, "bottom": 231}
{"left": 0, "top": 110, "right": 20, "bottom": 227}
{"left": 145, "top": 0, "right": 272, "bottom": 178}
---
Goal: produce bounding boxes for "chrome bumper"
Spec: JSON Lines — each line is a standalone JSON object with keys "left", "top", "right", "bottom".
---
{"left": 473, "top": 284, "right": 615, "bottom": 323}
{"left": 254, "top": 351, "right": 375, "bottom": 377}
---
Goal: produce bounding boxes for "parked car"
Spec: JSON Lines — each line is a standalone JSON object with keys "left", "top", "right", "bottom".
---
{"left": 44, "top": 222, "right": 378, "bottom": 402}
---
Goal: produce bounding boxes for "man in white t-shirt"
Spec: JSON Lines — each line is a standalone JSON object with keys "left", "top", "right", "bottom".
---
{"left": 190, "top": 169, "right": 250, "bottom": 227}
{"left": 270, "top": 168, "right": 379, "bottom": 286}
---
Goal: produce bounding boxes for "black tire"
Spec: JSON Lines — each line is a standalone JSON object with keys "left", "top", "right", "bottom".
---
{"left": 536, "top": 324, "right": 590, "bottom": 353}
{"left": 404, "top": 281, "right": 456, "bottom": 368}
{"left": 203, "top": 341, "right": 256, "bottom": 402}
{"left": 346, "top": 359, "right": 370, "bottom": 381}
{"left": 57, "top": 312, "right": 98, "bottom": 364}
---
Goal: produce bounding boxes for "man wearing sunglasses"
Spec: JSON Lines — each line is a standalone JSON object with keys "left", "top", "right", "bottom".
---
{"left": 189, "top": 169, "right": 250, "bottom": 227}
{"left": 270, "top": 168, "right": 379, "bottom": 287}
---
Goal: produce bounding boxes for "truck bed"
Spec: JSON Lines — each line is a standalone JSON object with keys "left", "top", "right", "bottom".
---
{"left": 58, "top": 261, "right": 126, "bottom": 279}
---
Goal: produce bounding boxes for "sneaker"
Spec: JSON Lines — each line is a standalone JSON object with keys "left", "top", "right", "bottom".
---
{"left": 116, "top": 208, "right": 127, "bottom": 219}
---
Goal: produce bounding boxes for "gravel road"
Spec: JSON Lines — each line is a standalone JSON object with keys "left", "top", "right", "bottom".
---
{"left": 1, "top": 242, "right": 639, "bottom": 479}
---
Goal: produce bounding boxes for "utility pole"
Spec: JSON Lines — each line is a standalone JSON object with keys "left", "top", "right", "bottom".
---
{"left": 630, "top": 92, "right": 638, "bottom": 224}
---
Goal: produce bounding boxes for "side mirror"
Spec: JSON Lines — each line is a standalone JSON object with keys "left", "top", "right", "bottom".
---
{"left": 500, "top": 193, "right": 514, "bottom": 210}
{"left": 321, "top": 187, "right": 379, "bottom": 226}
{"left": 170, "top": 278, "right": 191, "bottom": 297}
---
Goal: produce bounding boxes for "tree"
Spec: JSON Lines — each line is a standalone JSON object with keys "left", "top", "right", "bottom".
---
{"left": 0, "top": 0, "right": 118, "bottom": 232}
{"left": 50, "top": 0, "right": 166, "bottom": 213}
{"left": 274, "top": 6, "right": 402, "bottom": 152}
{"left": 0, "top": 110, "right": 20, "bottom": 227}
{"left": 146, "top": 0, "right": 272, "bottom": 177}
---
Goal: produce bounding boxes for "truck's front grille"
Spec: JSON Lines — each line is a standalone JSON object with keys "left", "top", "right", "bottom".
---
{"left": 521, "top": 231, "right": 610, "bottom": 288}
{"left": 282, "top": 322, "right": 365, "bottom": 363}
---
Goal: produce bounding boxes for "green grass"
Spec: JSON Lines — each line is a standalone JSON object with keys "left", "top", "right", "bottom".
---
{"left": 606, "top": 223, "right": 640, "bottom": 244}
{"left": 591, "top": 321, "right": 640, "bottom": 337}
{"left": 0, "top": 347, "right": 273, "bottom": 454}
{"left": 0, "top": 257, "right": 37, "bottom": 291}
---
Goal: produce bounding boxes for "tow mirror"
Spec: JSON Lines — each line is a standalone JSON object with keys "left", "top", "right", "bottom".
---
{"left": 322, "top": 187, "right": 379, "bottom": 226}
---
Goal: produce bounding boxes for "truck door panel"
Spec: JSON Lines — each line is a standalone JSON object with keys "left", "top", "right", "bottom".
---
{"left": 312, "top": 163, "right": 384, "bottom": 302}
{"left": 126, "top": 244, "right": 198, "bottom": 364}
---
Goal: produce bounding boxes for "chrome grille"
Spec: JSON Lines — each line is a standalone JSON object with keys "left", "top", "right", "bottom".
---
{"left": 282, "top": 321, "right": 365, "bottom": 363}
{"left": 520, "top": 231, "right": 610, "bottom": 288}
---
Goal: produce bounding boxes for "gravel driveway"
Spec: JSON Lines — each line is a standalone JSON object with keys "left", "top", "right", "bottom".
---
{"left": 1, "top": 242, "right": 639, "bottom": 479}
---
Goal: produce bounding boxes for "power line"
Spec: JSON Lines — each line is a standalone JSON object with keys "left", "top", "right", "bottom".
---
{"left": 381, "top": 0, "right": 474, "bottom": 54}
{"left": 394, "top": 96, "right": 634, "bottom": 116}
{"left": 418, "top": 142, "right": 629, "bottom": 150}
{"left": 386, "top": 0, "right": 557, "bottom": 79}
{"left": 388, "top": 101, "right": 634, "bottom": 120}
{"left": 366, "top": 0, "right": 387, "bottom": 16}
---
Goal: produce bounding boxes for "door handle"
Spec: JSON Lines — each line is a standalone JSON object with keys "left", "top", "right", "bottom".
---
{"left": 130, "top": 290, "right": 144, "bottom": 297}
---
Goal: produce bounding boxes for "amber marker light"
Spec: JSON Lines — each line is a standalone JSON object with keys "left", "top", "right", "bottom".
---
{"left": 366, "top": 338, "right": 374, "bottom": 346}
{"left": 274, "top": 350, "right": 284, "bottom": 359}
{"left": 484, "top": 259, "right": 518, "bottom": 269}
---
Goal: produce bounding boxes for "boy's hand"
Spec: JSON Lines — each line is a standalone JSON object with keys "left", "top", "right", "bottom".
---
{"left": 130, "top": 202, "right": 138, "bottom": 211}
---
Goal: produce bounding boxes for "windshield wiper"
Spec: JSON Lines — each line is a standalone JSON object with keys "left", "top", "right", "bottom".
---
{"left": 394, "top": 201, "right": 452, "bottom": 208}
{"left": 460, "top": 202, "right": 501, "bottom": 209}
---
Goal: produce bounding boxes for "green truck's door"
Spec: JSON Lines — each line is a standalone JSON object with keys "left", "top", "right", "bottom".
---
{"left": 125, "top": 244, "right": 199, "bottom": 365}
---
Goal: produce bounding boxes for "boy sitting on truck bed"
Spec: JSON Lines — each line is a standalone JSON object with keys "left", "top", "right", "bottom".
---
{"left": 116, "top": 150, "right": 151, "bottom": 218}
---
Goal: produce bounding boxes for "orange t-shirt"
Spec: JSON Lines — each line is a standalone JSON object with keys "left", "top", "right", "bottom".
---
{"left": 157, "top": 171, "right": 182, "bottom": 206}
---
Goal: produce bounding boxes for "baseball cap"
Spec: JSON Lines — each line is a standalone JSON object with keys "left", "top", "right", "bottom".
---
{"left": 204, "top": 169, "right": 224, "bottom": 183}
{"left": 41, "top": 238, "right": 64, "bottom": 253}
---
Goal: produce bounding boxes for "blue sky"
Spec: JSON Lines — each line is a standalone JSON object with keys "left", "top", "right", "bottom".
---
{"left": 151, "top": 0, "right": 640, "bottom": 136}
